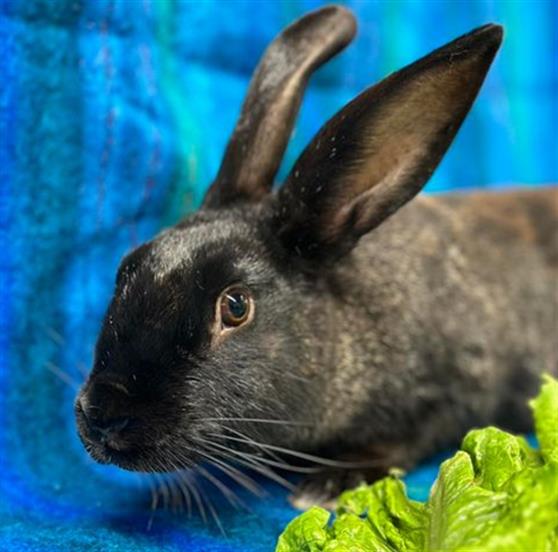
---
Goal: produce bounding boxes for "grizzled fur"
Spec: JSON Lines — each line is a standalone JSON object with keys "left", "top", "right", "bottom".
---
{"left": 76, "top": 5, "right": 557, "bottom": 506}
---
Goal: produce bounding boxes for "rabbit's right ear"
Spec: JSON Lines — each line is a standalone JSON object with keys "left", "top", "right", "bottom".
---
{"left": 271, "top": 24, "right": 503, "bottom": 262}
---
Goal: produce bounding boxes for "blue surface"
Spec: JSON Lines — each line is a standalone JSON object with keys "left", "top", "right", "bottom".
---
{"left": 1, "top": 0, "right": 556, "bottom": 550}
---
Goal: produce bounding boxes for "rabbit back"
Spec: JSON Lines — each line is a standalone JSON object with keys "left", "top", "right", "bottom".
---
{"left": 298, "top": 187, "right": 557, "bottom": 464}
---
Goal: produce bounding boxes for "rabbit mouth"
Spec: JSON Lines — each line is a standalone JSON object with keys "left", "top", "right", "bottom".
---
{"left": 75, "top": 400, "right": 145, "bottom": 470}
{"left": 86, "top": 439, "right": 145, "bottom": 470}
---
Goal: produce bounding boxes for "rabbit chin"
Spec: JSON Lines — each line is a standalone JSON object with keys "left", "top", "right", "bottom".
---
{"left": 85, "top": 440, "right": 146, "bottom": 470}
{"left": 80, "top": 435, "right": 195, "bottom": 473}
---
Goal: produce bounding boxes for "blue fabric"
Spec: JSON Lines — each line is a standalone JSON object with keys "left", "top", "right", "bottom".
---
{"left": 1, "top": 0, "right": 556, "bottom": 550}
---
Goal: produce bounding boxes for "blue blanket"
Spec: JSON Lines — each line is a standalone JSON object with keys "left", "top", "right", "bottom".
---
{"left": 1, "top": 1, "right": 556, "bottom": 550}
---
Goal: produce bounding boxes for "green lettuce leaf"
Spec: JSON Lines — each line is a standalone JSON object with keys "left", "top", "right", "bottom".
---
{"left": 276, "top": 506, "right": 331, "bottom": 552}
{"left": 426, "top": 451, "right": 508, "bottom": 550}
{"left": 276, "top": 374, "right": 558, "bottom": 552}
{"left": 338, "top": 477, "right": 426, "bottom": 551}
{"left": 530, "top": 373, "right": 558, "bottom": 465}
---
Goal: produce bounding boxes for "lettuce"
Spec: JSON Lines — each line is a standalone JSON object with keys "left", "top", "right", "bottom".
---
{"left": 276, "top": 375, "right": 558, "bottom": 552}
{"left": 530, "top": 374, "right": 558, "bottom": 465}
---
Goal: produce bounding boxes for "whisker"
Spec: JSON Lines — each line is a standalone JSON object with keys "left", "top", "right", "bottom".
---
{"left": 233, "top": 450, "right": 321, "bottom": 474}
{"left": 221, "top": 451, "right": 296, "bottom": 492}
{"left": 191, "top": 474, "right": 226, "bottom": 537}
{"left": 164, "top": 451, "right": 197, "bottom": 519}
{"left": 168, "top": 446, "right": 248, "bottom": 511}
{"left": 173, "top": 473, "right": 193, "bottom": 518}
{"left": 219, "top": 426, "right": 285, "bottom": 463}
{"left": 45, "top": 326, "right": 65, "bottom": 346}
{"left": 167, "top": 475, "right": 184, "bottom": 514}
{"left": 185, "top": 472, "right": 207, "bottom": 524}
{"left": 146, "top": 475, "right": 159, "bottom": 531}
{"left": 167, "top": 438, "right": 268, "bottom": 501}
{"left": 44, "top": 361, "right": 80, "bottom": 390}
{"left": 176, "top": 477, "right": 193, "bottom": 517}
{"left": 199, "top": 417, "right": 312, "bottom": 427}
{"left": 198, "top": 451, "right": 267, "bottom": 498}
{"left": 165, "top": 457, "right": 194, "bottom": 517}
{"left": 147, "top": 476, "right": 158, "bottom": 510}
{"left": 196, "top": 463, "right": 245, "bottom": 510}
{"left": 153, "top": 469, "right": 171, "bottom": 512}
{"left": 207, "top": 432, "right": 387, "bottom": 469}
{"left": 199, "top": 431, "right": 319, "bottom": 474}
{"left": 200, "top": 440, "right": 296, "bottom": 491}
{"left": 76, "top": 361, "right": 89, "bottom": 379}
{"left": 151, "top": 456, "right": 179, "bottom": 514}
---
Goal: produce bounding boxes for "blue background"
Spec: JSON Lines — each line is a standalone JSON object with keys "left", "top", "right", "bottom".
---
{"left": 1, "top": 0, "right": 556, "bottom": 550}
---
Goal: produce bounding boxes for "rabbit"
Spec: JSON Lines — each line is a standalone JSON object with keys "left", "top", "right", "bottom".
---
{"left": 75, "top": 5, "right": 557, "bottom": 509}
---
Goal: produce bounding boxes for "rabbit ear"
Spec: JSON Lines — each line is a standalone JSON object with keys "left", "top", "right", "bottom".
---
{"left": 272, "top": 24, "right": 503, "bottom": 261}
{"left": 203, "top": 5, "right": 356, "bottom": 208}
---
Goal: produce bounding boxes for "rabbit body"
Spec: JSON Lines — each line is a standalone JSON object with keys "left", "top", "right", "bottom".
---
{"left": 75, "top": 6, "right": 557, "bottom": 507}
{"left": 290, "top": 188, "right": 557, "bottom": 466}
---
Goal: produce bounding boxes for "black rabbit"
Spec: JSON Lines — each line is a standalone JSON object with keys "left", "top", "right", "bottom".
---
{"left": 75, "top": 5, "right": 557, "bottom": 508}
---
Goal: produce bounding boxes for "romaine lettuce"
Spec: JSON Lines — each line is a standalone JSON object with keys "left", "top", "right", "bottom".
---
{"left": 276, "top": 374, "right": 558, "bottom": 552}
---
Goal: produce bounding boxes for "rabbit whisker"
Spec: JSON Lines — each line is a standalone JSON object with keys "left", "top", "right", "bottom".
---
{"left": 164, "top": 453, "right": 193, "bottom": 516}
{"left": 199, "top": 482, "right": 227, "bottom": 538}
{"left": 217, "top": 426, "right": 285, "bottom": 463}
{"left": 76, "top": 360, "right": 90, "bottom": 378}
{"left": 152, "top": 470, "right": 171, "bottom": 512}
{"left": 207, "top": 431, "right": 388, "bottom": 469}
{"left": 45, "top": 326, "right": 65, "bottom": 346}
{"left": 195, "top": 462, "right": 245, "bottom": 510}
{"left": 197, "top": 438, "right": 296, "bottom": 492}
{"left": 45, "top": 361, "right": 80, "bottom": 390}
{"left": 183, "top": 470, "right": 207, "bottom": 525}
{"left": 198, "top": 417, "right": 312, "bottom": 427}
{"left": 201, "top": 431, "right": 320, "bottom": 474}
{"left": 205, "top": 455, "right": 266, "bottom": 498}
{"left": 171, "top": 444, "right": 253, "bottom": 512}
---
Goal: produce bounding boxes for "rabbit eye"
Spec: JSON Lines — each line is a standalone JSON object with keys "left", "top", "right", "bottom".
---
{"left": 219, "top": 287, "right": 253, "bottom": 328}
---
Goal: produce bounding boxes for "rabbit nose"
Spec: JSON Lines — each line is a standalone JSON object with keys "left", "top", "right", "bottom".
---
{"left": 78, "top": 381, "right": 135, "bottom": 445}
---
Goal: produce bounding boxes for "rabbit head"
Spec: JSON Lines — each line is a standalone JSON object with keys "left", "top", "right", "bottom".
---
{"left": 75, "top": 5, "right": 502, "bottom": 473}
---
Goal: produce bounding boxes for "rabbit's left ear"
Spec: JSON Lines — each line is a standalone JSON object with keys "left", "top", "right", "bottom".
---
{"left": 272, "top": 24, "right": 503, "bottom": 261}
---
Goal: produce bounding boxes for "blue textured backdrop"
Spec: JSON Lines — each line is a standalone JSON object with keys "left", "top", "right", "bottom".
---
{"left": 1, "top": 0, "right": 556, "bottom": 550}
